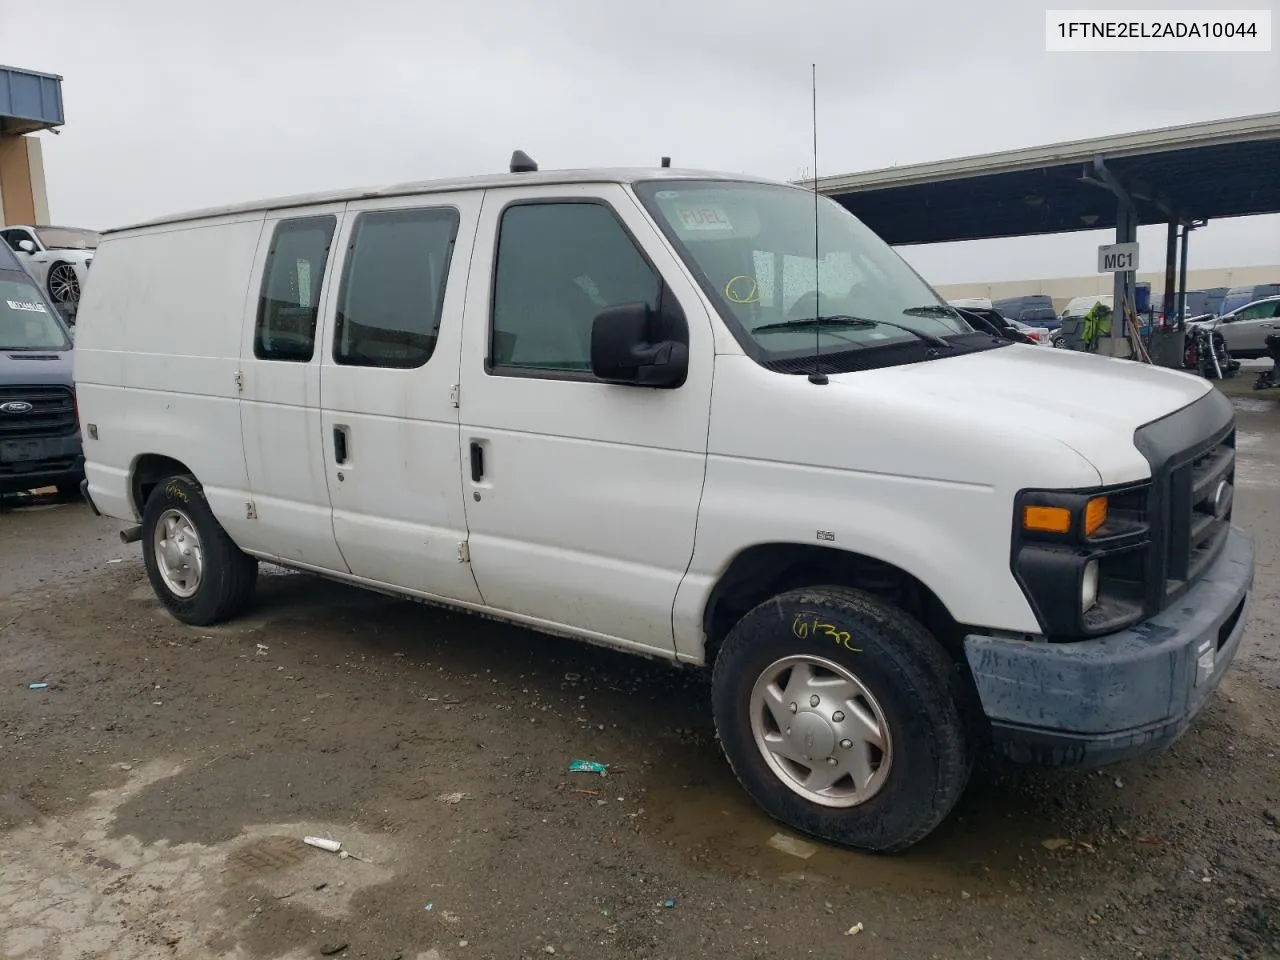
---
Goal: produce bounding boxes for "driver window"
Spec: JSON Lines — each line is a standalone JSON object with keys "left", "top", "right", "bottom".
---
{"left": 490, "top": 201, "right": 660, "bottom": 376}
{"left": 254, "top": 216, "right": 337, "bottom": 362}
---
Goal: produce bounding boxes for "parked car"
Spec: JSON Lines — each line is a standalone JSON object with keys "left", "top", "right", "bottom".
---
{"left": 1182, "top": 313, "right": 1218, "bottom": 330}
{"left": 994, "top": 294, "right": 1059, "bottom": 331}
{"left": 952, "top": 307, "right": 1038, "bottom": 345}
{"left": 0, "top": 240, "right": 84, "bottom": 496}
{"left": 1060, "top": 294, "right": 1113, "bottom": 321}
{"left": 0, "top": 225, "right": 99, "bottom": 311}
{"left": 1049, "top": 295, "right": 1113, "bottom": 348}
{"left": 1007, "top": 318, "right": 1051, "bottom": 345}
{"left": 949, "top": 299, "right": 1048, "bottom": 341}
{"left": 1219, "top": 283, "right": 1280, "bottom": 317}
{"left": 74, "top": 161, "right": 1253, "bottom": 853}
{"left": 1206, "top": 296, "right": 1280, "bottom": 359}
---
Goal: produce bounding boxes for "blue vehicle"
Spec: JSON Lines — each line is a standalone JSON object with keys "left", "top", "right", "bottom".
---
{"left": 992, "top": 294, "right": 1059, "bottom": 331}
{"left": 0, "top": 241, "right": 83, "bottom": 496}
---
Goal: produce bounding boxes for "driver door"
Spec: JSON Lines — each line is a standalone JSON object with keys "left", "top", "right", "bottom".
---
{"left": 456, "top": 184, "right": 715, "bottom": 655}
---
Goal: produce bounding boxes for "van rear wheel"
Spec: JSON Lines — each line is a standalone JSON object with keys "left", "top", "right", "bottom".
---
{"left": 141, "top": 474, "right": 257, "bottom": 625}
{"left": 711, "top": 586, "right": 973, "bottom": 853}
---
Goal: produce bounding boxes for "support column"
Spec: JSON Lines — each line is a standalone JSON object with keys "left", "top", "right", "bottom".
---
{"left": 1177, "top": 224, "right": 1191, "bottom": 332}
{"left": 1102, "top": 198, "right": 1136, "bottom": 357}
{"left": 1162, "top": 220, "right": 1178, "bottom": 325}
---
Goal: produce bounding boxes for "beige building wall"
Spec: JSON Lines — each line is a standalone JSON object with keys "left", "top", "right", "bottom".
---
{"left": 936, "top": 265, "right": 1280, "bottom": 313}
{"left": 0, "top": 134, "right": 49, "bottom": 227}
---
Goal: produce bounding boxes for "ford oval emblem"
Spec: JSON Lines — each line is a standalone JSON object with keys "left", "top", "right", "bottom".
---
{"left": 0, "top": 400, "right": 34, "bottom": 414}
{"left": 1212, "top": 479, "right": 1233, "bottom": 520}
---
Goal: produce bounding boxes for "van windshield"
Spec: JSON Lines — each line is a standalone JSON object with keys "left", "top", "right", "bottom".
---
{"left": 0, "top": 278, "right": 70, "bottom": 350}
{"left": 635, "top": 180, "right": 987, "bottom": 370}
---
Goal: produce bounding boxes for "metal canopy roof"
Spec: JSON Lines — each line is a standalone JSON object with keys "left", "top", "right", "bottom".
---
{"left": 805, "top": 112, "right": 1280, "bottom": 245}
{"left": 0, "top": 64, "right": 65, "bottom": 136}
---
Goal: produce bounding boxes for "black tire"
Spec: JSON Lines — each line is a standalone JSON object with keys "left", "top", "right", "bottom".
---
{"left": 141, "top": 474, "right": 257, "bottom": 626}
{"left": 711, "top": 586, "right": 973, "bottom": 853}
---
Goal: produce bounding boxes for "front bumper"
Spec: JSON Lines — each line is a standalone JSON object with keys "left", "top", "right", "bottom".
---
{"left": 964, "top": 526, "right": 1254, "bottom": 767}
{"left": 0, "top": 436, "right": 84, "bottom": 494}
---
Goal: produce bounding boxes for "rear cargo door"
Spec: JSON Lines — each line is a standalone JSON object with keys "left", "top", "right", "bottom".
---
{"left": 237, "top": 206, "right": 350, "bottom": 572}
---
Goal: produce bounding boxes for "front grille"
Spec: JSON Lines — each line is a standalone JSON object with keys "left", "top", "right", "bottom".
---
{"left": 0, "top": 385, "right": 77, "bottom": 440}
{"left": 1163, "top": 427, "right": 1234, "bottom": 600}
{"left": 0, "top": 456, "right": 78, "bottom": 477}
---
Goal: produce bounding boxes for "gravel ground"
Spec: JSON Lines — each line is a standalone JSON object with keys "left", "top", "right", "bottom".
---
{"left": 1, "top": 381, "right": 1278, "bottom": 960}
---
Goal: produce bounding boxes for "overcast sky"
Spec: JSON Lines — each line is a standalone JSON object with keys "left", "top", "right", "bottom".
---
{"left": 3, "top": 0, "right": 1278, "bottom": 283}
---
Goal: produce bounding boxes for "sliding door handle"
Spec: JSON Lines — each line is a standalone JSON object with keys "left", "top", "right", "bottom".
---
{"left": 470, "top": 441, "right": 484, "bottom": 482}
{"left": 333, "top": 426, "right": 349, "bottom": 464}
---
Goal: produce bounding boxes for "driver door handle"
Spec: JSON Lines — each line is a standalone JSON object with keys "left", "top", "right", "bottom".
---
{"left": 333, "top": 425, "right": 350, "bottom": 465}
{"left": 470, "top": 441, "right": 485, "bottom": 482}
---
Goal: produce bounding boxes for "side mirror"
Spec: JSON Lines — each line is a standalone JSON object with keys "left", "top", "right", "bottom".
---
{"left": 17, "top": 240, "right": 36, "bottom": 254}
{"left": 590, "top": 302, "right": 688, "bottom": 388}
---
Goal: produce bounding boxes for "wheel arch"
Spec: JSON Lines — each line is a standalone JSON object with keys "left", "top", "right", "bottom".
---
{"left": 130, "top": 453, "right": 195, "bottom": 517}
{"left": 701, "top": 542, "right": 964, "bottom": 667}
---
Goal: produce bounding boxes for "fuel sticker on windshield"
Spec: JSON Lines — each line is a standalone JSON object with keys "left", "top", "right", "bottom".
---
{"left": 5, "top": 300, "right": 47, "bottom": 313}
{"left": 673, "top": 205, "right": 734, "bottom": 232}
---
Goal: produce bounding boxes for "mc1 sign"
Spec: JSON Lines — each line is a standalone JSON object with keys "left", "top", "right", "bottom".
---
{"left": 1098, "top": 242, "right": 1140, "bottom": 272}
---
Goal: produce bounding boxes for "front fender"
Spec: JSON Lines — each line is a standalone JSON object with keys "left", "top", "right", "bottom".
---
{"left": 671, "top": 455, "right": 1043, "bottom": 663}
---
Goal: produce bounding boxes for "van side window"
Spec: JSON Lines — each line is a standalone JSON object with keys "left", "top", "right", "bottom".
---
{"left": 490, "top": 201, "right": 660, "bottom": 375}
{"left": 334, "top": 208, "right": 459, "bottom": 369}
{"left": 254, "top": 216, "right": 337, "bottom": 362}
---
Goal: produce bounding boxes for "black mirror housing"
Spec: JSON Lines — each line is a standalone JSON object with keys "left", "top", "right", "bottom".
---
{"left": 590, "top": 299, "right": 688, "bottom": 388}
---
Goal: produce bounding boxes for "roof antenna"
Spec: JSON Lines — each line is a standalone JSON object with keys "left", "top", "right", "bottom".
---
{"left": 807, "top": 63, "right": 827, "bottom": 386}
{"left": 660, "top": 156, "right": 671, "bottom": 168}
{"left": 509, "top": 150, "right": 538, "bottom": 173}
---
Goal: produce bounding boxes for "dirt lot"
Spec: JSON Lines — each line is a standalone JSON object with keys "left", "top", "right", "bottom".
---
{"left": 3, "top": 383, "right": 1280, "bottom": 960}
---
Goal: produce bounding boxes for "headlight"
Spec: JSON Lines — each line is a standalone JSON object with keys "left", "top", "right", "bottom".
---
{"left": 1021, "top": 495, "right": 1108, "bottom": 538}
{"left": 1081, "top": 559, "right": 1100, "bottom": 613}
{"left": 1012, "top": 482, "right": 1151, "bottom": 638}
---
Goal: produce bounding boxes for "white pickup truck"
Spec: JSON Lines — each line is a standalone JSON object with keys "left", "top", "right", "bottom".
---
{"left": 73, "top": 161, "right": 1253, "bottom": 852}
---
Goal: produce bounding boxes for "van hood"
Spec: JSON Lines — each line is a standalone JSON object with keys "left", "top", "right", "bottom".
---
{"left": 0, "top": 347, "right": 75, "bottom": 387}
{"left": 831, "top": 344, "right": 1212, "bottom": 485}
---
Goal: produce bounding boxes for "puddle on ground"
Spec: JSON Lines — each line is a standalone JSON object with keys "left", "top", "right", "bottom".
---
{"left": 638, "top": 756, "right": 1036, "bottom": 896}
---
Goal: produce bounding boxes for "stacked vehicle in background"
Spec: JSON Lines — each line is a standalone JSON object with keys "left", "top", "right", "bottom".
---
{"left": 992, "top": 294, "right": 1059, "bottom": 331}
{"left": 0, "top": 225, "right": 99, "bottom": 327}
{"left": 0, "top": 240, "right": 84, "bottom": 497}
{"left": 1194, "top": 295, "right": 1280, "bottom": 359}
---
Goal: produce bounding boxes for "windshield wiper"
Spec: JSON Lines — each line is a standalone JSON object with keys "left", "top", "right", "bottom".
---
{"left": 753, "top": 314, "right": 954, "bottom": 349}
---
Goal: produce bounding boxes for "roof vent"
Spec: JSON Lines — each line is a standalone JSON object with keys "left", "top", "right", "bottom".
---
{"left": 660, "top": 156, "right": 671, "bottom": 168}
{"left": 510, "top": 150, "right": 538, "bottom": 173}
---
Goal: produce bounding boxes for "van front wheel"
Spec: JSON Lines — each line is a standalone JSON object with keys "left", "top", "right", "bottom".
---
{"left": 711, "top": 586, "right": 972, "bottom": 853}
{"left": 141, "top": 474, "right": 257, "bottom": 625}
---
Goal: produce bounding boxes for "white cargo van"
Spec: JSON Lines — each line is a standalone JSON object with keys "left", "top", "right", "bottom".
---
{"left": 74, "top": 161, "right": 1254, "bottom": 852}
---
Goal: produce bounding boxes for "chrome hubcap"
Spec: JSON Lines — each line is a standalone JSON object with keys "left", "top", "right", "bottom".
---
{"left": 749, "top": 655, "right": 892, "bottom": 807}
{"left": 153, "top": 508, "right": 203, "bottom": 598}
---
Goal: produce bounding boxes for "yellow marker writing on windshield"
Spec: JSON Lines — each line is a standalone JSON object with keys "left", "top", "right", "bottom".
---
{"left": 724, "top": 275, "right": 760, "bottom": 305}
